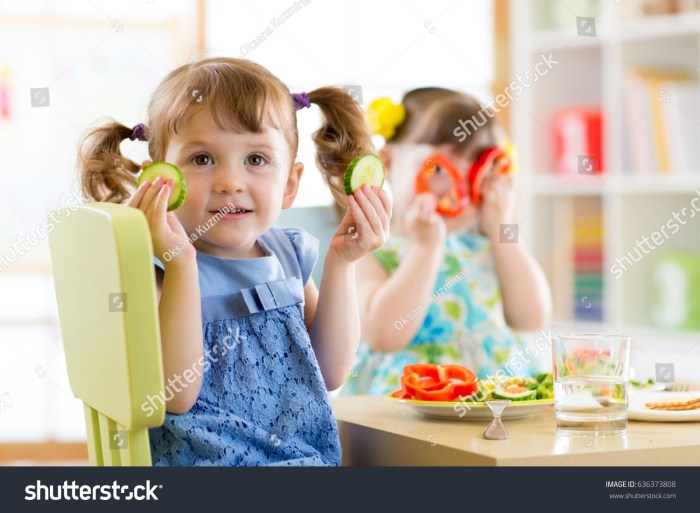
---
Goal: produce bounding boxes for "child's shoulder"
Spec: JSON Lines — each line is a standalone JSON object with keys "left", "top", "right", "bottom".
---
{"left": 263, "top": 226, "right": 319, "bottom": 285}
{"left": 263, "top": 225, "right": 318, "bottom": 249}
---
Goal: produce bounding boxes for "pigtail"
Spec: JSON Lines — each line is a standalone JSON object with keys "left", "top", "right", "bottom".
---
{"left": 307, "top": 87, "right": 374, "bottom": 208}
{"left": 78, "top": 121, "right": 141, "bottom": 203}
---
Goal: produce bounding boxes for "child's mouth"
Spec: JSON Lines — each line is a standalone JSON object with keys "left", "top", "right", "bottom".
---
{"left": 210, "top": 206, "right": 253, "bottom": 219}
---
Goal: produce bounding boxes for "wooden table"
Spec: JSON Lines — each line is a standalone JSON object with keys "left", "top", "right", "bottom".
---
{"left": 331, "top": 396, "right": 700, "bottom": 466}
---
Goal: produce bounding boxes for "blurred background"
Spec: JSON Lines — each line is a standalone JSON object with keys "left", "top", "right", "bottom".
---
{"left": 0, "top": 0, "right": 698, "bottom": 464}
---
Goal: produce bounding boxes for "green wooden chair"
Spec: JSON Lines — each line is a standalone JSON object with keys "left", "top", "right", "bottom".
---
{"left": 48, "top": 202, "right": 164, "bottom": 466}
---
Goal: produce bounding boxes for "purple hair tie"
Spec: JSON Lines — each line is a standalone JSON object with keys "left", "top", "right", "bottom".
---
{"left": 292, "top": 92, "right": 311, "bottom": 111}
{"left": 129, "top": 123, "right": 147, "bottom": 141}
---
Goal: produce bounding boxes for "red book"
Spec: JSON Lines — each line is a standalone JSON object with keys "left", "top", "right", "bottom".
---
{"left": 552, "top": 108, "right": 603, "bottom": 174}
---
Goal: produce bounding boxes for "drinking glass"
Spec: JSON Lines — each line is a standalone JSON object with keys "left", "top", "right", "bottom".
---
{"left": 552, "top": 333, "right": 630, "bottom": 435}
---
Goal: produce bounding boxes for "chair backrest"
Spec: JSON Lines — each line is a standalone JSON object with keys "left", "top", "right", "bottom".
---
{"left": 48, "top": 202, "right": 164, "bottom": 466}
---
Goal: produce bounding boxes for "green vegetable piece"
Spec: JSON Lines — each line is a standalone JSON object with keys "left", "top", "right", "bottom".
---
{"left": 343, "top": 154, "right": 385, "bottom": 195}
{"left": 137, "top": 162, "right": 187, "bottom": 211}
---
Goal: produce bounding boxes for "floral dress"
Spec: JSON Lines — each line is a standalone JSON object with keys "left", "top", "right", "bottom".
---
{"left": 342, "top": 232, "right": 540, "bottom": 396}
{"left": 149, "top": 226, "right": 341, "bottom": 466}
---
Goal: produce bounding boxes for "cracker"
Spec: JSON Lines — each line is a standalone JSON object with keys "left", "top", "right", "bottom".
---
{"left": 645, "top": 396, "right": 700, "bottom": 411}
{"left": 647, "top": 403, "right": 700, "bottom": 411}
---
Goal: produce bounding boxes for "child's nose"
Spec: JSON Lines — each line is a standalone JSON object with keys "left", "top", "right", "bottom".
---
{"left": 213, "top": 164, "right": 246, "bottom": 194}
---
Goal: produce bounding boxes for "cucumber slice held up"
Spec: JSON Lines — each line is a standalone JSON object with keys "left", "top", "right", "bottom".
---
{"left": 137, "top": 162, "right": 187, "bottom": 211}
{"left": 343, "top": 154, "right": 385, "bottom": 195}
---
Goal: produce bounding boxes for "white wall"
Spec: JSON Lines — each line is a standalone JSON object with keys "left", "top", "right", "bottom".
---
{"left": 206, "top": 0, "right": 494, "bottom": 206}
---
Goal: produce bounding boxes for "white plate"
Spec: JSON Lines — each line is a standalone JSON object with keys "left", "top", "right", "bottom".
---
{"left": 385, "top": 395, "right": 553, "bottom": 421}
{"left": 628, "top": 390, "right": 700, "bottom": 422}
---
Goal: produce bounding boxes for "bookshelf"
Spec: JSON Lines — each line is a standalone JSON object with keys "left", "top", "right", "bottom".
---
{"left": 509, "top": 0, "right": 700, "bottom": 341}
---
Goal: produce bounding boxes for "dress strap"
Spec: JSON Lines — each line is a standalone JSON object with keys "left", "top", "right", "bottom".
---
{"left": 201, "top": 276, "right": 304, "bottom": 323}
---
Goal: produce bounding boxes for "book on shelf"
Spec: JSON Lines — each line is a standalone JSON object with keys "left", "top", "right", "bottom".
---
{"left": 573, "top": 198, "right": 604, "bottom": 322}
{"left": 620, "top": 0, "right": 700, "bottom": 20}
{"left": 624, "top": 68, "right": 700, "bottom": 175}
{"left": 552, "top": 108, "right": 603, "bottom": 175}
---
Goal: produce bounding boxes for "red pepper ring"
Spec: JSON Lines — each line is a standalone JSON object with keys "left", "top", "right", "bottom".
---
{"left": 468, "top": 147, "right": 511, "bottom": 206}
{"left": 415, "top": 154, "right": 469, "bottom": 218}
{"left": 400, "top": 364, "right": 478, "bottom": 402}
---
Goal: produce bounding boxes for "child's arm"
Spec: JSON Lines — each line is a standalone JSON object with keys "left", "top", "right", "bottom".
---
{"left": 156, "top": 254, "right": 203, "bottom": 413}
{"left": 490, "top": 242, "right": 552, "bottom": 330}
{"left": 355, "top": 193, "right": 446, "bottom": 353}
{"left": 306, "top": 184, "right": 391, "bottom": 391}
{"left": 479, "top": 175, "right": 552, "bottom": 331}
{"left": 129, "top": 172, "right": 204, "bottom": 414}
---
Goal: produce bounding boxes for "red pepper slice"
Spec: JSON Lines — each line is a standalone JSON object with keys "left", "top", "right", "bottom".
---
{"left": 415, "top": 154, "right": 469, "bottom": 218}
{"left": 467, "top": 147, "right": 511, "bottom": 206}
{"left": 400, "top": 363, "right": 478, "bottom": 402}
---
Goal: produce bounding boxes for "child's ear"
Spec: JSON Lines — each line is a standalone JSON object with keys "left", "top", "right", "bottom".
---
{"left": 282, "top": 162, "right": 303, "bottom": 209}
{"left": 379, "top": 145, "right": 392, "bottom": 179}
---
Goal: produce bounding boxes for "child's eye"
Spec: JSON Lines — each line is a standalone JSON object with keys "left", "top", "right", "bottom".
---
{"left": 191, "top": 153, "right": 214, "bottom": 166}
{"left": 245, "top": 154, "right": 269, "bottom": 167}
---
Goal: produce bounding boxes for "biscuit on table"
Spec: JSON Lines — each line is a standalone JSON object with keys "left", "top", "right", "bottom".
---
{"left": 645, "top": 396, "right": 700, "bottom": 411}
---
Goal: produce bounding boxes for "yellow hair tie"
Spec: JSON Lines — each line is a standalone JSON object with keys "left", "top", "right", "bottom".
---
{"left": 504, "top": 139, "right": 519, "bottom": 176}
{"left": 367, "top": 97, "right": 406, "bottom": 140}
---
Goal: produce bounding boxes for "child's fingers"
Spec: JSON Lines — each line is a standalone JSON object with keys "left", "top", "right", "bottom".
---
{"left": 127, "top": 180, "right": 152, "bottom": 209}
{"left": 372, "top": 186, "right": 393, "bottom": 221}
{"left": 363, "top": 185, "right": 390, "bottom": 232}
{"left": 139, "top": 176, "right": 165, "bottom": 213}
{"left": 348, "top": 195, "right": 368, "bottom": 236}
{"left": 419, "top": 198, "right": 431, "bottom": 220}
{"left": 417, "top": 194, "right": 436, "bottom": 221}
{"left": 147, "top": 181, "right": 170, "bottom": 225}
{"left": 353, "top": 186, "right": 384, "bottom": 236}
{"left": 412, "top": 193, "right": 431, "bottom": 214}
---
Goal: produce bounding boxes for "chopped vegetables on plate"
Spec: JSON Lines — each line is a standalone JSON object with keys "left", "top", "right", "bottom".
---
{"left": 391, "top": 364, "right": 478, "bottom": 402}
{"left": 479, "top": 373, "right": 553, "bottom": 401}
{"left": 390, "top": 364, "right": 553, "bottom": 402}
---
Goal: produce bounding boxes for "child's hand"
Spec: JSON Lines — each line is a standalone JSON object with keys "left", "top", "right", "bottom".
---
{"left": 478, "top": 174, "right": 517, "bottom": 241}
{"left": 127, "top": 160, "right": 193, "bottom": 264}
{"left": 329, "top": 184, "right": 392, "bottom": 263}
{"left": 404, "top": 192, "right": 446, "bottom": 248}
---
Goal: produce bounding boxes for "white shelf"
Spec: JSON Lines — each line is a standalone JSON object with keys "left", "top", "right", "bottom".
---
{"left": 531, "top": 12, "right": 700, "bottom": 49}
{"left": 511, "top": 0, "right": 700, "bottom": 333}
{"left": 531, "top": 29, "right": 601, "bottom": 53}
{"left": 528, "top": 174, "right": 700, "bottom": 196}
{"left": 528, "top": 174, "right": 606, "bottom": 196}
{"left": 617, "top": 174, "right": 700, "bottom": 194}
{"left": 548, "top": 319, "right": 700, "bottom": 343}
{"left": 618, "top": 11, "right": 700, "bottom": 42}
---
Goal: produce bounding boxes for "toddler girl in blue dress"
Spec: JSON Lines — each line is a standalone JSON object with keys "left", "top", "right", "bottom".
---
{"left": 78, "top": 57, "right": 391, "bottom": 465}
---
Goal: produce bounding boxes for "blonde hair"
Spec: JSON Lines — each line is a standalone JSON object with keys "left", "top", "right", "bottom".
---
{"left": 390, "top": 87, "right": 503, "bottom": 162}
{"left": 79, "top": 57, "right": 372, "bottom": 207}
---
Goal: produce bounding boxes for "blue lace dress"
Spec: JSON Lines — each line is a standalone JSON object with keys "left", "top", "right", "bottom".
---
{"left": 148, "top": 226, "right": 341, "bottom": 466}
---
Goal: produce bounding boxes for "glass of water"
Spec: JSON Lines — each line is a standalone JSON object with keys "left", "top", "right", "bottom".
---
{"left": 552, "top": 333, "right": 631, "bottom": 435}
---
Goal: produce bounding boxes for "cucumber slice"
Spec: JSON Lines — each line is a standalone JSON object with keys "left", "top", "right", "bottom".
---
{"left": 492, "top": 386, "right": 537, "bottom": 401}
{"left": 137, "top": 162, "right": 187, "bottom": 211}
{"left": 343, "top": 154, "right": 385, "bottom": 195}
